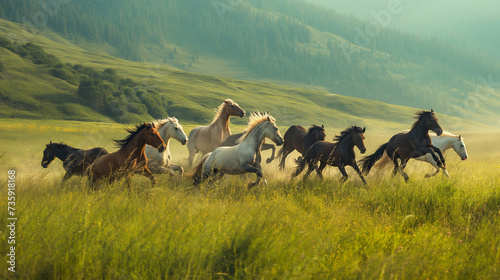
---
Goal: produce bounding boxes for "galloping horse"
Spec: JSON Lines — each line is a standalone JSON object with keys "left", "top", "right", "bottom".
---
{"left": 292, "top": 126, "right": 367, "bottom": 184}
{"left": 187, "top": 99, "right": 245, "bottom": 167}
{"left": 86, "top": 123, "right": 166, "bottom": 190}
{"left": 145, "top": 117, "right": 188, "bottom": 176}
{"left": 41, "top": 142, "right": 108, "bottom": 180}
{"left": 375, "top": 131, "right": 468, "bottom": 177}
{"left": 360, "top": 110, "right": 445, "bottom": 181}
{"left": 277, "top": 125, "right": 326, "bottom": 170}
{"left": 220, "top": 132, "right": 276, "bottom": 164}
{"left": 189, "top": 112, "right": 284, "bottom": 188}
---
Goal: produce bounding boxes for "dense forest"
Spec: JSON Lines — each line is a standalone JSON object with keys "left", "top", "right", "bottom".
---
{"left": 0, "top": 0, "right": 498, "bottom": 117}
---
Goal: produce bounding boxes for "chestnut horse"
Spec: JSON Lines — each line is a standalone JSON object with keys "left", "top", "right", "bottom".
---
{"left": 292, "top": 126, "right": 367, "bottom": 184}
{"left": 86, "top": 123, "right": 166, "bottom": 190}
{"left": 276, "top": 125, "right": 326, "bottom": 170}
{"left": 360, "top": 110, "right": 445, "bottom": 181}
{"left": 187, "top": 99, "right": 245, "bottom": 167}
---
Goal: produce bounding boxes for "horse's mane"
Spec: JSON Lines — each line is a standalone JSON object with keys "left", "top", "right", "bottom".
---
{"left": 333, "top": 125, "right": 364, "bottom": 145}
{"left": 114, "top": 123, "right": 149, "bottom": 147}
{"left": 152, "top": 117, "right": 178, "bottom": 129}
{"left": 307, "top": 125, "right": 324, "bottom": 134}
{"left": 237, "top": 112, "right": 275, "bottom": 143}
{"left": 47, "top": 142, "right": 77, "bottom": 150}
{"left": 210, "top": 99, "right": 235, "bottom": 124}
{"left": 411, "top": 110, "right": 436, "bottom": 130}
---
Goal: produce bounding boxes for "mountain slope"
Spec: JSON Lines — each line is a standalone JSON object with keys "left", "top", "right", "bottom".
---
{"left": 0, "top": 0, "right": 499, "bottom": 126}
{"left": 0, "top": 19, "right": 486, "bottom": 132}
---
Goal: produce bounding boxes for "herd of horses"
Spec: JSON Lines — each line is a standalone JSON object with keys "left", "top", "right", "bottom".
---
{"left": 41, "top": 99, "right": 469, "bottom": 190}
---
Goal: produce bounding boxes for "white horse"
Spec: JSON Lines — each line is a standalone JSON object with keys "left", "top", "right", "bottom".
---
{"left": 189, "top": 112, "right": 284, "bottom": 187}
{"left": 145, "top": 117, "right": 188, "bottom": 176}
{"left": 375, "top": 131, "right": 468, "bottom": 177}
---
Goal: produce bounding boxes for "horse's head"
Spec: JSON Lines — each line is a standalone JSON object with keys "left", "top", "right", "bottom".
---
{"left": 166, "top": 117, "right": 188, "bottom": 145}
{"left": 352, "top": 126, "right": 367, "bottom": 154}
{"left": 452, "top": 135, "right": 468, "bottom": 160}
{"left": 41, "top": 141, "right": 55, "bottom": 168}
{"left": 422, "top": 109, "right": 443, "bottom": 136}
{"left": 143, "top": 123, "right": 167, "bottom": 153}
{"left": 224, "top": 99, "right": 245, "bottom": 118}
{"left": 263, "top": 115, "right": 284, "bottom": 146}
{"left": 308, "top": 125, "right": 326, "bottom": 142}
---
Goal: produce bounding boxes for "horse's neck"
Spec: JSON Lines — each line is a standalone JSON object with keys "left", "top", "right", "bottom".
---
{"left": 159, "top": 124, "right": 172, "bottom": 153}
{"left": 213, "top": 108, "right": 231, "bottom": 132}
{"left": 431, "top": 136, "right": 454, "bottom": 151}
{"left": 120, "top": 136, "right": 146, "bottom": 160}
{"left": 337, "top": 135, "right": 355, "bottom": 153}
{"left": 54, "top": 146, "right": 72, "bottom": 160}
{"left": 409, "top": 121, "right": 429, "bottom": 140}
{"left": 241, "top": 125, "right": 265, "bottom": 152}
{"left": 303, "top": 133, "right": 315, "bottom": 150}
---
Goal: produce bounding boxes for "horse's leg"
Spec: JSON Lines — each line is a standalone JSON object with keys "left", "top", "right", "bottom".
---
{"left": 263, "top": 143, "right": 276, "bottom": 164}
{"left": 351, "top": 162, "right": 367, "bottom": 185}
{"left": 391, "top": 156, "right": 400, "bottom": 176}
{"left": 278, "top": 148, "right": 291, "bottom": 171}
{"left": 169, "top": 164, "right": 184, "bottom": 176}
{"left": 398, "top": 158, "right": 410, "bottom": 182}
{"left": 315, "top": 161, "right": 327, "bottom": 179}
{"left": 424, "top": 154, "right": 441, "bottom": 178}
{"left": 242, "top": 164, "right": 263, "bottom": 188}
{"left": 430, "top": 145, "right": 446, "bottom": 168}
{"left": 338, "top": 164, "right": 348, "bottom": 182}
{"left": 303, "top": 159, "right": 316, "bottom": 179}
{"left": 142, "top": 166, "right": 157, "bottom": 187}
{"left": 62, "top": 172, "right": 72, "bottom": 182}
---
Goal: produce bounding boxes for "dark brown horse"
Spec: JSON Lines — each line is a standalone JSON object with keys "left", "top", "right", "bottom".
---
{"left": 360, "top": 110, "right": 445, "bottom": 181}
{"left": 220, "top": 132, "right": 276, "bottom": 164}
{"left": 292, "top": 126, "right": 367, "bottom": 183}
{"left": 41, "top": 142, "right": 108, "bottom": 181}
{"left": 86, "top": 123, "right": 166, "bottom": 190}
{"left": 276, "top": 125, "right": 326, "bottom": 170}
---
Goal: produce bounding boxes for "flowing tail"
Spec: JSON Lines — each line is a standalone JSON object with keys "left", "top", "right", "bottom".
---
{"left": 185, "top": 154, "right": 210, "bottom": 183}
{"left": 360, "top": 143, "right": 388, "bottom": 175}
{"left": 291, "top": 156, "right": 306, "bottom": 178}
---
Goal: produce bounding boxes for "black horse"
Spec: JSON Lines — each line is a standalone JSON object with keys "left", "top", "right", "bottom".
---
{"left": 276, "top": 125, "right": 326, "bottom": 170}
{"left": 360, "top": 110, "right": 445, "bottom": 182}
{"left": 41, "top": 141, "right": 108, "bottom": 181}
{"left": 292, "top": 126, "right": 367, "bottom": 184}
{"left": 219, "top": 132, "right": 276, "bottom": 164}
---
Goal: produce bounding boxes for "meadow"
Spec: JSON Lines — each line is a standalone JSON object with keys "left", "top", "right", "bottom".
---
{"left": 0, "top": 118, "right": 499, "bottom": 279}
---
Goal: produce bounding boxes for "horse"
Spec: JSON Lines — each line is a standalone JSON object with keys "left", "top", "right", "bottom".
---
{"left": 189, "top": 112, "right": 284, "bottom": 188}
{"left": 360, "top": 110, "right": 445, "bottom": 182}
{"left": 220, "top": 132, "right": 276, "bottom": 164}
{"left": 41, "top": 142, "right": 108, "bottom": 181}
{"left": 145, "top": 117, "right": 188, "bottom": 176}
{"left": 276, "top": 125, "right": 326, "bottom": 170}
{"left": 85, "top": 123, "right": 166, "bottom": 190}
{"left": 186, "top": 99, "right": 245, "bottom": 167}
{"left": 374, "top": 131, "right": 468, "bottom": 177}
{"left": 292, "top": 126, "right": 367, "bottom": 184}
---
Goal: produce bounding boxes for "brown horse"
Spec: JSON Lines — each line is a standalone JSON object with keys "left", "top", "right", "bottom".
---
{"left": 292, "top": 126, "right": 367, "bottom": 184}
{"left": 360, "top": 110, "right": 445, "bottom": 182}
{"left": 276, "top": 125, "right": 326, "bottom": 170}
{"left": 86, "top": 123, "right": 166, "bottom": 190}
{"left": 220, "top": 132, "right": 276, "bottom": 164}
{"left": 186, "top": 99, "right": 245, "bottom": 167}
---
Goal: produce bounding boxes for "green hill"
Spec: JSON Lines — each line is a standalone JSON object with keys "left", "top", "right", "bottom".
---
{"left": 0, "top": 19, "right": 488, "bottom": 132}
{"left": 1, "top": 0, "right": 499, "bottom": 126}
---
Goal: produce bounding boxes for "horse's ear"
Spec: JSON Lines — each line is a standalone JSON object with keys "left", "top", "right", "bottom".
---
{"left": 431, "top": 109, "right": 434, "bottom": 113}
{"left": 50, "top": 140, "right": 52, "bottom": 144}
{"left": 224, "top": 99, "right": 231, "bottom": 104}
{"left": 321, "top": 125, "right": 324, "bottom": 128}
{"left": 362, "top": 127, "right": 366, "bottom": 133}
{"left": 267, "top": 116, "right": 271, "bottom": 121}
{"left": 459, "top": 135, "right": 462, "bottom": 140}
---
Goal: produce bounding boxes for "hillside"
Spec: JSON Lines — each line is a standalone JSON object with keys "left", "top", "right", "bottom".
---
{"left": 0, "top": 19, "right": 486, "bottom": 132}
{"left": 1, "top": 0, "right": 499, "bottom": 126}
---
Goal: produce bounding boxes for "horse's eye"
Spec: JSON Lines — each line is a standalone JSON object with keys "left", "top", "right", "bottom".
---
{"left": 151, "top": 132, "right": 155, "bottom": 135}
{"left": 175, "top": 127, "right": 179, "bottom": 130}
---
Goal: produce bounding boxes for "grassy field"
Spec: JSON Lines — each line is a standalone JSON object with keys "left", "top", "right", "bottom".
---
{"left": 1, "top": 119, "right": 499, "bottom": 279}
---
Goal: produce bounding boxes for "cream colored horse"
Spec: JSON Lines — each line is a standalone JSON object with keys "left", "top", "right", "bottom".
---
{"left": 190, "top": 112, "right": 283, "bottom": 188}
{"left": 145, "top": 117, "right": 188, "bottom": 176}
{"left": 187, "top": 99, "right": 245, "bottom": 166}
